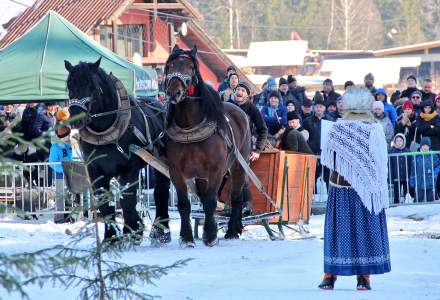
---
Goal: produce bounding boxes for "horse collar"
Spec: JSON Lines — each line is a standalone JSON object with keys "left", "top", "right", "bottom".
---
{"left": 166, "top": 118, "right": 217, "bottom": 144}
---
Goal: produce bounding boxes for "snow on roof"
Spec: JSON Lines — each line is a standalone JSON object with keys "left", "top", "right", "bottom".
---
{"left": 226, "top": 54, "right": 247, "bottom": 68}
{"left": 0, "top": 0, "right": 37, "bottom": 41}
{"left": 246, "top": 40, "right": 308, "bottom": 67}
{"left": 321, "top": 57, "right": 422, "bottom": 86}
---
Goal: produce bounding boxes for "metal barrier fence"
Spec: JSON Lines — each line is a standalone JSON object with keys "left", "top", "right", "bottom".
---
{"left": 312, "top": 151, "right": 440, "bottom": 207}
{"left": 2, "top": 152, "right": 440, "bottom": 218}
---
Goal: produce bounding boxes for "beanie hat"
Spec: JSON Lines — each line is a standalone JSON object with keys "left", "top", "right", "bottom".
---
{"left": 285, "top": 100, "right": 295, "bottom": 106}
{"left": 303, "top": 98, "right": 313, "bottom": 107}
{"left": 287, "top": 111, "right": 300, "bottom": 121}
{"left": 407, "top": 75, "right": 417, "bottom": 82}
{"left": 421, "top": 99, "right": 433, "bottom": 108}
{"left": 313, "top": 92, "right": 325, "bottom": 106}
{"left": 228, "top": 71, "right": 238, "bottom": 80}
{"left": 279, "top": 77, "right": 288, "bottom": 86}
{"left": 56, "top": 125, "right": 71, "bottom": 139}
{"left": 326, "top": 101, "right": 336, "bottom": 108}
{"left": 402, "top": 100, "right": 414, "bottom": 112}
{"left": 372, "top": 100, "right": 384, "bottom": 111}
{"left": 393, "top": 133, "right": 406, "bottom": 150}
{"left": 266, "top": 78, "right": 276, "bottom": 89}
{"left": 420, "top": 137, "right": 431, "bottom": 148}
{"left": 411, "top": 90, "right": 422, "bottom": 99}
{"left": 323, "top": 78, "right": 333, "bottom": 85}
{"left": 364, "top": 73, "right": 374, "bottom": 80}
{"left": 268, "top": 91, "right": 281, "bottom": 100}
{"left": 226, "top": 65, "right": 236, "bottom": 73}
{"left": 236, "top": 80, "right": 251, "bottom": 95}
{"left": 287, "top": 75, "right": 297, "bottom": 84}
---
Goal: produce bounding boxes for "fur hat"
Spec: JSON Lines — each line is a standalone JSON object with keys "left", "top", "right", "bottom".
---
{"left": 287, "top": 75, "right": 297, "bottom": 84}
{"left": 287, "top": 111, "right": 300, "bottom": 121}
{"left": 342, "top": 87, "right": 374, "bottom": 115}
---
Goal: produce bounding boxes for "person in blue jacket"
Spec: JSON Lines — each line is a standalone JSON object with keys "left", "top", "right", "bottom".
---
{"left": 409, "top": 137, "right": 440, "bottom": 202}
{"left": 375, "top": 88, "right": 397, "bottom": 127}
{"left": 49, "top": 125, "right": 73, "bottom": 223}
{"left": 260, "top": 91, "right": 287, "bottom": 145}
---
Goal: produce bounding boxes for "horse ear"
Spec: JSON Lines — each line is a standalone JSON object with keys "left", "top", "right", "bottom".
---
{"left": 64, "top": 60, "right": 73, "bottom": 72}
{"left": 172, "top": 44, "right": 180, "bottom": 54}
{"left": 91, "top": 57, "right": 102, "bottom": 73}
{"left": 190, "top": 45, "right": 197, "bottom": 57}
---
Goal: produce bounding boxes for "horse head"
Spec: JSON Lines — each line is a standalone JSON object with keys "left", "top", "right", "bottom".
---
{"left": 165, "top": 45, "right": 199, "bottom": 104}
{"left": 65, "top": 57, "right": 105, "bottom": 130}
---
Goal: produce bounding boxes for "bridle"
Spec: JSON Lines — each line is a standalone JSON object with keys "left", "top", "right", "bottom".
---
{"left": 165, "top": 54, "right": 200, "bottom": 104}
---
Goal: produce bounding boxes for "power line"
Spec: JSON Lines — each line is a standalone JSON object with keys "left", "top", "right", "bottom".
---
{"left": 7, "top": 0, "right": 33, "bottom": 8}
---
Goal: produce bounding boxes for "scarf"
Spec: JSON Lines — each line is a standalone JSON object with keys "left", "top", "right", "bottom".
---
{"left": 321, "top": 120, "right": 389, "bottom": 214}
{"left": 420, "top": 111, "right": 438, "bottom": 121}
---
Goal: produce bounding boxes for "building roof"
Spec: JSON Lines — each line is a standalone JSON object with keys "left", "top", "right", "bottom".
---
{"left": 0, "top": 0, "right": 132, "bottom": 48}
{"left": 246, "top": 40, "right": 308, "bottom": 67}
{"left": 373, "top": 40, "right": 440, "bottom": 56}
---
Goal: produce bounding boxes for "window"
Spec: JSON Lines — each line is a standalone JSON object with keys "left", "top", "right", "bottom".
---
{"left": 99, "top": 26, "right": 113, "bottom": 51}
{"left": 99, "top": 25, "right": 144, "bottom": 58}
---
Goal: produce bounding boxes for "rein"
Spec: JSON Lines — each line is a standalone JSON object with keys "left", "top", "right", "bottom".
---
{"left": 90, "top": 101, "right": 165, "bottom": 119}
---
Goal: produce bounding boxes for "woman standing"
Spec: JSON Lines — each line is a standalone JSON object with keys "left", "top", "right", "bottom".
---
{"left": 318, "top": 87, "right": 391, "bottom": 291}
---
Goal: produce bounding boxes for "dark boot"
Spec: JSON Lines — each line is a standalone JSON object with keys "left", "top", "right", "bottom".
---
{"left": 318, "top": 274, "right": 337, "bottom": 290}
{"left": 356, "top": 275, "right": 371, "bottom": 291}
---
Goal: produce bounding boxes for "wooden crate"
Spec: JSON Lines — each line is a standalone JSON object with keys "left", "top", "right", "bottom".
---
{"left": 220, "top": 150, "right": 317, "bottom": 224}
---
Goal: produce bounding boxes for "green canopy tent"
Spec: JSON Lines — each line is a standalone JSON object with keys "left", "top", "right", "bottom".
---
{"left": 0, "top": 11, "right": 157, "bottom": 103}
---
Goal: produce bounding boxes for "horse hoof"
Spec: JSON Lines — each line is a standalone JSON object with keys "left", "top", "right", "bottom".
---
{"left": 203, "top": 237, "right": 219, "bottom": 247}
{"left": 179, "top": 238, "right": 195, "bottom": 248}
{"left": 224, "top": 231, "right": 240, "bottom": 240}
{"left": 149, "top": 226, "right": 171, "bottom": 246}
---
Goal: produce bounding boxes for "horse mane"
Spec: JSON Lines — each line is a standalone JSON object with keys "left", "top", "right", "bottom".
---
{"left": 166, "top": 49, "right": 226, "bottom": 131}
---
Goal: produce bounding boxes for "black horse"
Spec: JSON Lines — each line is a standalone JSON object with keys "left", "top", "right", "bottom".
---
{"left": 165, "top": 45, "right": 251, "bottom": 247}
{"left": 65, "top": 58, "right": 170, "bottom": 244}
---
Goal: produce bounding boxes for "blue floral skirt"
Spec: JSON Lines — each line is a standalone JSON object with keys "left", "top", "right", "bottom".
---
{"left": 324, "top": 184, "right": 391, "bottom": 276}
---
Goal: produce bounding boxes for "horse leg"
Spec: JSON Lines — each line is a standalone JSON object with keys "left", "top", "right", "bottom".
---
{"left": 87, "top": 168, "right": 116, "bottom": 241}
{"left": 225, "top": 164, "right": 245, "bottom": 239}
{"left": 171, "top": 170, "right": 194, "bottom": 247}
{"left": 196, "top": 178, "right": 219, "bottom": 246}
{"left": 118, "top": 170, "right": 144, "bottom": 244}
{"left": 149, "top": 170, "right": 171, "bottom": 245}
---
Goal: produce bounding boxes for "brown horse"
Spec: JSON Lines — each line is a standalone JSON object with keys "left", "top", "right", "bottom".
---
{"left": 165, "top": 45, "right": 251, "bottom": 247}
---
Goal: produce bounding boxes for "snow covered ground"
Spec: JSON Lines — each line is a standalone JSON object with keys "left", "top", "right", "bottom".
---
{"left": 1, "top": 204, "right": 440, "bottom": 300}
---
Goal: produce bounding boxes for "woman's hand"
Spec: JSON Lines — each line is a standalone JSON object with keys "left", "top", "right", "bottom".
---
{"left": 249, "top": 151, "right": 260, "bottom": 162}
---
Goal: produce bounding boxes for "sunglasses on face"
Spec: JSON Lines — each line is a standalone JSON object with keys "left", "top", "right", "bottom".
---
{"left": 412, "top": 96, "right": 421, "bottom": 99}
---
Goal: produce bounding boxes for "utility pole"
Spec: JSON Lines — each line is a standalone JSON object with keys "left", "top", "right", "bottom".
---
{"left": 229, "top": 0, "right": 234, "bottom": 49}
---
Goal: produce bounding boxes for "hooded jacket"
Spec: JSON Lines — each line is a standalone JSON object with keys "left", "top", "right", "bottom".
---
{"left": 389, "top": 134, "right": 411, "bottom": 182}
{"left": 49, "top": 141, "right": 73, "bottom": 175}
{"left": 375, "top": 89, "right": 398, "bottom": 127}
{"left": 261, "top": 103, "right": 288, "bottom": 136}
{"left": 409, "top": 151, "right": 440, "bottom": 190}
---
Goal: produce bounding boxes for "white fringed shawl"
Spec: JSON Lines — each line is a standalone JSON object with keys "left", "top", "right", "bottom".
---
{"left": 321, "top": 120, "right": 389, "bottom": 214}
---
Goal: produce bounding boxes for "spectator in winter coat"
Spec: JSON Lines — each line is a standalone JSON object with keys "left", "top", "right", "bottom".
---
{"left": 373, "top": 101, "right": 394, "bottom": 147}
{"left": 301, "top": 98, "right": 313, "bottom": 120}
{"left": 389, "top": 133, "right": 411, "bottom": 204}
{"left": 375, "top": 88, "right": 397, "bottom": 127}
{"left": 254, "top": 77, "right": 278, "bottom": 108}
{"left": 409, "top": 137, "right": 440, "bottom": 203}
{"left": 326, "top": 101, "right": 338, "bottom": 120}
{"left": 400, "top": 75, "right": 420, "bottom": 100}
{"left": 364, "top": 73, "right": 376, "bottom": 95}
{"left": 49, "top": 126, "right": 73, "bottom": 223}
{"left": 261, "top": 92, "right": 288, "bottom": 144}
{"left": 279, "top": 77, "right": 301, "bottom": 111}
{"left": 287, "top": 75, "right": 307, "bottom": 105}
{"left": 228, "top": 81, "right": 268, "bottom": 160}
{"left": 280, "top": 111, "right": 313, "bottom": 153}
{"left": 435, "top": 94, "right": 440, "bottom": 114}
{"left": 322, "top": 78, "right": 341, "bottom": 105}
{"left": 344, "top": 80, "right": 354, "bottom": 90}
{"left": 395, "top": 100, "right": 417, "bottom": 149}
{"left": 421, "top": 78, "right": 436, "bottom": 102}
{"left": 286, "top": 100, "right": 296, "bottom": 112}
{"left": 415, "top": 100, "right": 440, "bottom": 151}
{"left": 335, "top": 96, "right": 344, "bottom": 119}
{"left": 303, "top": 96, "right": 334, "bottom": 155}
{"left": 20, "top": 103, "right": 41, "bottom": 141}
{"left": 220, "top": 72, "right": 239, "bottom": 102}
{"left": 410, "top": 90, "right": 423, "bottom": 117}
{"left": 0, "top": 104, "right": 17, "bottom": 132}
{"left": 218, "top": 65, "right": 236, "bottom": 93}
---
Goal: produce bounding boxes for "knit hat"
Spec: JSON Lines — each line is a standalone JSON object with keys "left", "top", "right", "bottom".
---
{"left": 226, "top": 65, "right": 236, "bottom": 73}
{"left": 323, "top": 78, "right": 333, "bottom": 85}
{"left": 268, "top": 91, "right": 281, "bottom": 101}
{"left": 421, "top": 99, "right": 433, "bottom": 108}
{"left": 402, "top": 100, "right": 414, "bottom": 111}
{"left": 326, "top": 101, "right": 336, "bottom": 108}
{"left": 393, "top": 133, "right": 406, "bottom": 150}
{"left": 236, "top": 80, "right": 251, "bottom": 95}
{"left": 287, "top": 75, "right": 297, "bottom": 84}
{"left": 302, "top": 98, "right": 313, "bottom": 107}
{"left": 420, "top": 137, "right": 431, "bottom": 148}
{"left": 313, "top": 92, "right": 325, "bottom": 106}
{"left": 56, "top": 125, "right": 71, "bottom": 139}
{"left": 372, "top": 100, "right": 384, "bottom": 111}
{"left": 364, "top": 73, "right": 374, "bottom": 80}
{"left": 411, "top": 90, "right": 422, "bottom": 99}
{"left": 287, "top": 111, "right": 300, "bottom": 121}
{"left": 228, "top": 71, "right": 238, "bottom": 80}
{"left": 407, "top": 75, "right": 417, "bottom": 82}
{"left": 266, "top": 78, "right": 276, "bottom": 89}
{"left": 279, "top": 77, "right": 288, "bottom": 86}
{"left": 285, "top": 100, "right": 295, "bottom": 106}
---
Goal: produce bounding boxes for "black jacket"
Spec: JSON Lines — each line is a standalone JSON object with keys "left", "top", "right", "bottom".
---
{"left": 400, "top": 87, "right": 420, "bottom": 99}
{"left": 302, "top": 114, "right": 335, "bottom": 155}
{"left": 280, "top": 127, "right": 313, "bottom": 154}
{"left": 279, "top": 90, "right": 301, "bottom": 112}
{"left": 395, "top": 114, "right": 417, "bottom": 149}
{"left": 422, "top": 91, "right": 436, "bottom": 103}
{"left": 322, "top": 90, "right": 341, "bottom": 106}
{"left": 20, "top": 107, "right": 40, "bottom": 141}
{"left": 415, "top": 113, "right": 440, "bottom": 151}
{"left": 228, "top": 99, "right": 268, "bottom": 153}
{"left": 287, "top": 86, "right": 307, "bottom": 105}
{"left": 0, "top": 111, "right": 17, "bottom": 131}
